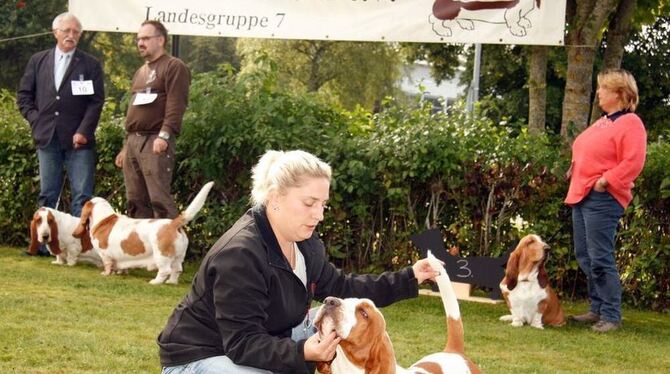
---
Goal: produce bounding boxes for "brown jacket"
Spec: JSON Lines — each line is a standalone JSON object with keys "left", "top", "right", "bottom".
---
{"left": 125, "top": 54, "right": 190, "bottom": 137}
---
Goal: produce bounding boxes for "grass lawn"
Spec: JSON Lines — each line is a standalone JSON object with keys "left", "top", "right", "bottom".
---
{"left": 1, "top": 246, "right": 668, "bottom": 373}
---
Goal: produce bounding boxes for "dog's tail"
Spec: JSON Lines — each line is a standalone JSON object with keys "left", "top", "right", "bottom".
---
{"left": 426, "top": 250, "right": 465, "bottom": 354}
{"left": 180, "top": 181, "right": 214, "bottom": 224}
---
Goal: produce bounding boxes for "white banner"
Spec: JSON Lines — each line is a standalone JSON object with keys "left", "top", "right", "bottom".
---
{"left": 69, "top": 0, "right": 566, "bottom": 46}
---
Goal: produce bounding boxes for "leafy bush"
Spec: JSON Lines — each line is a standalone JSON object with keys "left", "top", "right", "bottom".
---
{"left": 0, "top": 70, "right": 668, "bottom": 312}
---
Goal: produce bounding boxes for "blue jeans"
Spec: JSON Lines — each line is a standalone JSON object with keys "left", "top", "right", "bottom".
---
{"left": 572, "top": 190, "right": 624, "bottom": 323}
{"left": 37, "top": 134, "right": 95, "bottom": 217}
{"left": 162, "top": 308, "right": 319, "bottom": 374}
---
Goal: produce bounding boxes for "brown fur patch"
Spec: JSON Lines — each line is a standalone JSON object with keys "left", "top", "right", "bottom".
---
{"left": 28, "top": 214, "right": 39, "bottom": 255}
{"left": 91, "top": 215, "right": 119, "bottom": 250}
{"left": 46, "top": 211, "right": 61, "bottom": 254}
{"left": 445, "top": 316, "right": 465, "bottom": 354}
{"left": 121, "top": 231, "right": 146, "bottom": 256}
{"left": 156, "top": 215, "right": 186, "bottom": 257}
{"left": 336, "top": 301, "right": 395, "bottom": 374}
{"left": 413, "top": 361, "right": 444, "bottom": 374}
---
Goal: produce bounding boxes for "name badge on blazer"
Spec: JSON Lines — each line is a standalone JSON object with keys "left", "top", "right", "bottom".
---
{"left": 71, "top": 80, "right": 94, "bottom": 95}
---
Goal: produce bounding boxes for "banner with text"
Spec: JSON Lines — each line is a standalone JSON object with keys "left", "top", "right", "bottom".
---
{"left": 69, "top": 0, "right": 566, "bottom": 46}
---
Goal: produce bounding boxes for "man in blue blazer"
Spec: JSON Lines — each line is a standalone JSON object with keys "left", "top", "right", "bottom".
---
{"left": 17, "top": 12, "right": 104, "bottom": 255}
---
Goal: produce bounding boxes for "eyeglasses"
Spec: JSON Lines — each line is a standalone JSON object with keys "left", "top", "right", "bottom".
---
{"left": 55, "top": 28, "right": 81, "bottom": 36}
{"left": 135, "top": 35, "right": 162, "bottom": 43}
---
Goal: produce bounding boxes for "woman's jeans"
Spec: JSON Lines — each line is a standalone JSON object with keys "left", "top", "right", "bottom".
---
{"left": 162, "top": 308, "right": 319, "bottom": 374}
{"left": 572, "top": 190, "right": 624, "bottom": 323}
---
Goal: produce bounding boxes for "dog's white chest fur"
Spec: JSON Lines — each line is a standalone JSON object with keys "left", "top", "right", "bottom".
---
{"left": 506, "top": 281, "right": 547, "bottom": 324}
{"left": 331, "top": 345, "right": 365, "bottom": 374}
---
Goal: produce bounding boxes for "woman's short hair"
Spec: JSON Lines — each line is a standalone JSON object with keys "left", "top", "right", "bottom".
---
{"left": 597, "top": 68, "right": 639, "bottom": 112}
{"left": 251, "top": 150, "right": 332, "bottom": 207}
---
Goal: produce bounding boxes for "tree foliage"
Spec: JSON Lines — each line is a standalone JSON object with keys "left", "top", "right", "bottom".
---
{"left": 237, "top": 39, "right": 402, "bottom": 110}
{"left": 0, "top": 0, "right": 67, "bottom": 90}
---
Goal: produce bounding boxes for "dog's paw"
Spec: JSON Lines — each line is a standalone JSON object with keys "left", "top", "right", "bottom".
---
{"left": 456, "top": 19, "right": 474, "bottom": 30}
{"left": 499, "top": 315, "right": 514, "bottom": 322}
{"left": 511, "top": 320, "right": 524, "bottom": 327}
{"left": 149, "top": 278, "right": 164, "bottom": 285}
{"left": 429, "top": 14, "right": 453, "bottom": 37}
{"left": 509, "top": 25, "right": 527, "bottom": 37}
{"left": 518, "top": 17, "right": 532, "bottom": 29}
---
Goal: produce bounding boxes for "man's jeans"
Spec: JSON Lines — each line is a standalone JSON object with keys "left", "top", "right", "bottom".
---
{"left": 162, "top": 308, "right": 319, "bottom": 374}
{"left": 37, "top": 135, "right": 95, "bottom": 217}
{"left": 572, "top": 189, "right": 624, "bottom": 323}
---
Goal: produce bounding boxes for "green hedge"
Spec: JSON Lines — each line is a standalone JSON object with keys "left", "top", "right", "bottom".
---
{"left": 1, "top": 67, "right": 668, "bottom": 312}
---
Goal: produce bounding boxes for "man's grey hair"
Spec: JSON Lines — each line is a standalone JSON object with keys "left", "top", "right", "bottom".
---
{"left": 52, "top": 12, "right": 82, "bottom": 31}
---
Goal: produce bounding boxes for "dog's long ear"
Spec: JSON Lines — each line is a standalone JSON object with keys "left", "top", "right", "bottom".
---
{"left": 316, "top": 359, "right": 333, "bottom": 374}
{"left": 505, "top": 249, "right": 521, "bottom": 291}
{"left": 80, "top": 227, "right": 93, "bottom": 253}
{"left": 46, "top": 211, "right": 61, "bottom": 255}
{"left": 73, "top": 201, "right": 93, "bottom": 238}
{"left": 28, "top": 215, "right": 39, "bottom": 255}
{"left": 365, "top": 332, "right": 396, "bottom": 374}
{"left": 537, "top": 257, "right": 549, "bottom": 288}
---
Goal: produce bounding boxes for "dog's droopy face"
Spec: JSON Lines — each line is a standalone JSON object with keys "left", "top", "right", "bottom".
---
{"left": 315, "top": 297, "right": 386, "bottom": 342}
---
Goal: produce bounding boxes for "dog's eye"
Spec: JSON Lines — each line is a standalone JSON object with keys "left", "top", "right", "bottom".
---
{"left": 359, "top": 308, "right": 369, "bottom": 319}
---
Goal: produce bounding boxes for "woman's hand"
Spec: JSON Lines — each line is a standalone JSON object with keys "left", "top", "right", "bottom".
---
{"left": 412, "top": 258, "right": 442, "bottom": 284}
{"left": 304, "top": 331, "right": 341, "bottom": 362}
{"left": 594, "top": 177, "right": 608, "bottom": 192}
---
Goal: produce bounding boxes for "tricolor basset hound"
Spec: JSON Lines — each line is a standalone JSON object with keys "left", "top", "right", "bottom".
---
{"left": 499, "top": 234, "right": 565, "bottom": 328}
{"left": 28, "top": 207, "right": 101, "bottom": 267}
{"left": 72, "top": 182, "right": 213, "bottom": 285}
{"left": 314, "top": 251, "right": 481, "bottom": 374}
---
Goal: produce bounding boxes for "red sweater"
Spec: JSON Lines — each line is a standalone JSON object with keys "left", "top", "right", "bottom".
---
{"left": 565, "top": 112, "right": 647, "bottom": 209}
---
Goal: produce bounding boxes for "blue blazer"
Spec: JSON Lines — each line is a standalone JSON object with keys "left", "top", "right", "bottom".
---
{"left": 17, "top": 48, "right": 105, "bottom": 150}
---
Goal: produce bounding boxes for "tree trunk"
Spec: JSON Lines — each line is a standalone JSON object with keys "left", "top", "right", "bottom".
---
{"left": 528, "top": 45, "right": 548, "bottom": 135}
{"left": 589, "top": 0, "right": 638, "bottom": 124}
{"left": 560, "top": 0, "right": 619, "bottom": 143}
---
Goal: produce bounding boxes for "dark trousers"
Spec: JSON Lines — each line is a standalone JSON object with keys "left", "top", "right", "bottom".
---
{"left": 122, "top": 132, "right": 177, "bottom": 219}
{"left": 37, "top": 134, "right": 95, "bottom": 217}
{"left": 572, "top": 189, "right": 625, "bottom": 323}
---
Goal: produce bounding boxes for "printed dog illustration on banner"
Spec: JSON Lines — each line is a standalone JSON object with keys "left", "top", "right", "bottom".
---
{"left": 430, "top": 0, "right": 541, "bottom": 37}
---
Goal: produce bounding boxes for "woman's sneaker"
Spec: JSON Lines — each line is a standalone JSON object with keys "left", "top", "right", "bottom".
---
{"left": 571, "top": 311, "right": 600, "bottom": 323}
{"left": 592, "top": 320, "right": 620, "bottom": 333}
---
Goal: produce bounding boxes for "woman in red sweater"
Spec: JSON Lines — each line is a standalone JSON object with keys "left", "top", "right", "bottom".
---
{"left": 565, "top": 69, "right": 647, "bottom": 333}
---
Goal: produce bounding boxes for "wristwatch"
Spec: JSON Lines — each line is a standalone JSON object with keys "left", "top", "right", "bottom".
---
{"left": 158, "top": 131, "right": 170, "bottom": 141}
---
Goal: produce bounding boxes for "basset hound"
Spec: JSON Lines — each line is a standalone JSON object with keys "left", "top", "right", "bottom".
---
{"left": 314, "top": 252, "right": 481, "bottom": 374}
{"left": 28, "top": 207, "right": 101, "bottom": 267}
{"left": 72, "top": 182, "right": 213, "bottom": 285}
{"left": 499, "top": 234, "right": 565, "bottom": 328}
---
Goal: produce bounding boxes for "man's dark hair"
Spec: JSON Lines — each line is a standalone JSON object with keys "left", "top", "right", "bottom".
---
{"left": 142, "top": 20, "right": 168, "bottom": 44}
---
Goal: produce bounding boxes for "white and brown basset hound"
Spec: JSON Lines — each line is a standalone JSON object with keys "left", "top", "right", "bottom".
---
{"left": 499, "top": 234, "right": 565, "bottom": 329}
{"left": 72, "top": 182, "right": 213, "bottom": 285}
{"left": 314, "top": 252, "right": 481, "bottom": 374}
{"left": 28, "top": 207, "right": 102, "bottom": 267}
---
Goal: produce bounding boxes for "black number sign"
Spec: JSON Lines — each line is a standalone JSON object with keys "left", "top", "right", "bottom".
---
{"left": 410, "top": 228, "right": 510, "bottom": 300}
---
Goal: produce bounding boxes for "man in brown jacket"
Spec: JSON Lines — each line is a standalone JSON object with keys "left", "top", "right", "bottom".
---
{"left": 115, "top": 20, "right": 190, "bottom": 219}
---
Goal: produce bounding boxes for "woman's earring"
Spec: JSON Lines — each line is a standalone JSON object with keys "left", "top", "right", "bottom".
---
{"left": 273, "top": 205, "right": 279, "bottom": 211}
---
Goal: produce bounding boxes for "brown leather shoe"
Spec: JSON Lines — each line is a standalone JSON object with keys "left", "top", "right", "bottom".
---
{"left": 592, "top": 320, "right": 620, "bottom": 333}
{"left": 571, "top": 311, "right": 600, "bottom": 323}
